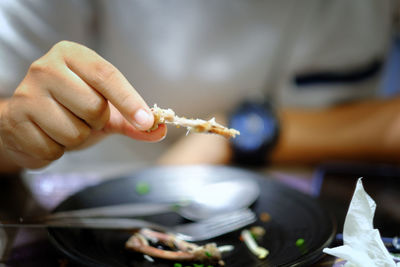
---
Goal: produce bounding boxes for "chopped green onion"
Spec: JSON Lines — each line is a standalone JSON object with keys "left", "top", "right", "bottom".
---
{"left": 135, "top": 181, "right": 150, "bottom": 195}
{"left": 205, "top": 251, "right": 212, "bottom": 258}
{"left": 193, "top": 264, "right": 204, "bottom": 267}
{"left": 174, "top": 263, "right": 182, "bottom": 267}
{"left": 250, "top": 232, "right": 257, "bottom": 239}
{"left": 296, "top": 238, "right": 305, "bottom": 247}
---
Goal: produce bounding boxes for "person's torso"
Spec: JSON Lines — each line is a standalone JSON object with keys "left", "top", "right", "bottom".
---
{"left": 97, "top": 0, "right": 393, "bottom": 113}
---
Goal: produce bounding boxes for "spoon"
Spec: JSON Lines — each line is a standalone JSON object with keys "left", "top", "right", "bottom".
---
{"left": 179, "top": 179, "right": 260, "bottom": 220}
{"left": 44, "top": 179, "right": 260, "bottom": 221}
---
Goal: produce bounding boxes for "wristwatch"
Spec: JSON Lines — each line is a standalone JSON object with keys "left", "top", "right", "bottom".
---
{"left": 229, "top": 100, "right": 280, "bottom": 166}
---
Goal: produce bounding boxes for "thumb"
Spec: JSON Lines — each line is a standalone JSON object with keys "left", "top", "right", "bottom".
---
{"left": 104, "top": 103, "right": 167, "bottom": 142}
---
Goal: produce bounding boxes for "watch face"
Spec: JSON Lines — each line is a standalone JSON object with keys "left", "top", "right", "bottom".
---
{"left": 230, "top": 103, "right": 278, "bottom": 153}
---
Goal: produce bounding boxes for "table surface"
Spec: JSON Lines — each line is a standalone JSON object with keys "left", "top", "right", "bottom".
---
{"left": 0, "top": 166, "right": 384, "bottom": 267}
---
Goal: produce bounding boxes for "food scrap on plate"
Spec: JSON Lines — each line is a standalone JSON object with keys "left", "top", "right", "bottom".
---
{"left": 240, "top": 227, "right": 269, "bottom": 260}
{"left": 150, "top": 104, "right": 240, "bottom": 138}
{"left": 125, "top": 228, "right": 233, "bottom": 266}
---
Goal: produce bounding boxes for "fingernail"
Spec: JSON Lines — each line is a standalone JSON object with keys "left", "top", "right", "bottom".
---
{"left": 133, "top": 108, "right": 153, "bottom": 130}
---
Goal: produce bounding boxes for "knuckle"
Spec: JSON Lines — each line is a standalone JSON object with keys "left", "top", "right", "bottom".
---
{"left": 92, "top": 61, "right": 117, "bottom": 88}
{"left": 119, "top": 92, "right": 136, "bottom": 111}
{"left": 52, "top": 40, "right": 75, "bottom": 52}
{"left": 84, "top": 96, "right": 108, "bottom": 120}
{"left": 29, "top": 41, "right": 74, "bottom": 78}
{"left": 64, "top": 127, "right": 91, "bottom": 148}
{"left": 28, "top": 59, "right": 63, "bottom": 83}
{"left": 29, "top": 59, "right": 51, "bottom": 76}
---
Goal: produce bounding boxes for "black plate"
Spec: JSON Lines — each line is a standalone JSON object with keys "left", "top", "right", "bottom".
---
{"left": 48, "top": 165, "right": 336, "bottom": 267}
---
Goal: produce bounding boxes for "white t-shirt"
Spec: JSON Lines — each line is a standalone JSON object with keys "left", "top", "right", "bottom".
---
{"left": 0, "top": 0, "right": 395, "bottom": 178}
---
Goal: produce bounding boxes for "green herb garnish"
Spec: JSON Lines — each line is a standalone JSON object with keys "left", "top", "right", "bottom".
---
{"left": 295, "top": 238, "right": 305, "bottom": 247}
{"left": 135, "top": 181, "right": 150, "bottom": 195}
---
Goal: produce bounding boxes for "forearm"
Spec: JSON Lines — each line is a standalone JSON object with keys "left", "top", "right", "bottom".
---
{"left": 158, "top": 97, "right": 400, "bottom": 166}
{"left": 158, "top": 133, "right": 232, "bottom": 165}
{"left": 157, "top": 114, "right": 232, "bottom": 165}
{"left": 0, "top": 98, "right": 22, "bottom": 173}
{"left": 270, "top": 97, "right": 400, "bottom": 164}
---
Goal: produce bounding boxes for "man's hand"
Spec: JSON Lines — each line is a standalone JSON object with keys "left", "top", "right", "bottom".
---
{"left": 0, "top": 41, "right": 166, "bottom": 170}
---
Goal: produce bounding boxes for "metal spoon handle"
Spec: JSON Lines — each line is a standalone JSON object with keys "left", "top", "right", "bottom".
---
{"left": 44, "top": 203, "right": 176, "bottom": 220}
{"left": 0, "top": 217, "right": 167, "bottom": 231}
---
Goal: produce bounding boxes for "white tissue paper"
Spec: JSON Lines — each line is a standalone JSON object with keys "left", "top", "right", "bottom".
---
{"left": 323, "top": 178, "right": 399, "bottom": 267}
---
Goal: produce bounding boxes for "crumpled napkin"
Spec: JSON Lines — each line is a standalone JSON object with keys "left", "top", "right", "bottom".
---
{"left": 323, "top": 178, "right": 399, "bottom": 267}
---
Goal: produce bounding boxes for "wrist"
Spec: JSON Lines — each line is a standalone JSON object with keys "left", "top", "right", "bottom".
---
{"left": 0, "top": 98, "right": 22, "bottom": 173}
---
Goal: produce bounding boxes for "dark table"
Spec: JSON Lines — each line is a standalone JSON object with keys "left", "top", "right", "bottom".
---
{"left": 1, "top": 165, "right": 396, "bottom": 267}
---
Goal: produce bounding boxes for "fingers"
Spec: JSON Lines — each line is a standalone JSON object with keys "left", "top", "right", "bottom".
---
{"left": 0, "top": 41, "right": 167, "bottom": 169}
{"left": 107, "top": 122, "right": 167, "bottom": 143}
{"left": 0, "top": 107, "right": 64, "bottom": 164}
{"left": 28, "top": 40, "right": 163, "bottom": 141}
{"left": 44, "top": 66, "right": 111, "bottom": 131}
{"left": 26, "top": 95, "right": 92, "bottom": 148}
{"left": 102, "top": 103, "right": 167, "bottom": 142}
{"left": 56, "top": 41, "right": 154, "bottom": 131}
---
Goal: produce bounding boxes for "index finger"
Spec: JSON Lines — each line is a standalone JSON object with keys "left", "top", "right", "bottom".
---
{"left": 59, "top": 41, "right": 154, "bottom": 131}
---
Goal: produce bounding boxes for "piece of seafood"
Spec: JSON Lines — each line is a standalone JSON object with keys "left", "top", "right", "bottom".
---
{"left": 125, "top": 228, "right": 229, "bottom": 265}
{"left": 150, "top": 104, "right": 240, "bottom": 138}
